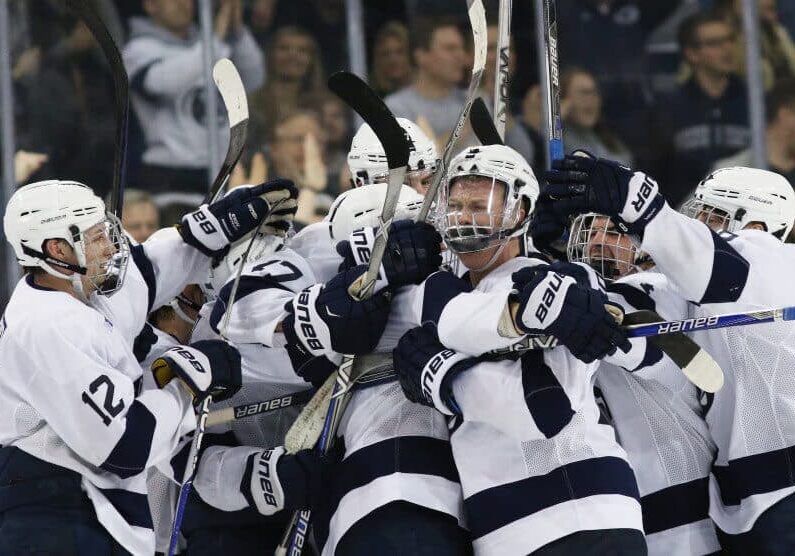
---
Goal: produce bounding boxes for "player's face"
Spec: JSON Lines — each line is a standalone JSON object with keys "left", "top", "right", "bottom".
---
{"left": 586, "top": 216, "right": 635, "bottom": 279}
{"left": 694, "top": 205, "right": 730, "bottom": 232}
{"left": 82, "top": 222, "right": 118, "bottom": 293}
{"left": 445, "top": 176, "right": 510, "bottom": 271}
{"left": 406, "top": 168, "right": 434, "bottom": 195}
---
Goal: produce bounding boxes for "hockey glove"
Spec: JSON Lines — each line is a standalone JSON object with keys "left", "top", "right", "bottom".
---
{"left": 393, "top": 323, "right": 479, "bottom": 416}
{"left": 283, "top": 264, "right": 392, "bottom": 357}
{"left": 152, "top": 340, "right": 242, "bottom": 404}
{"left": 179, "top": 179, "right": 299, "bottom": 257}
{"left": 511, "top": 265, "right": 630, "bottom": 363}
{"left": 241, "top": 446, "right": 337, "bottom": 515}
{"left": 542, "top": 152, "right": 665, "bottom": 236}
{"left": 336, "top": 220, "right": 443, "bottom": 288}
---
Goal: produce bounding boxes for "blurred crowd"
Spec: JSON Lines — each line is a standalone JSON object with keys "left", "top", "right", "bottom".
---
{"left": 5, "top": 0, "right": 795, "bottom": 241}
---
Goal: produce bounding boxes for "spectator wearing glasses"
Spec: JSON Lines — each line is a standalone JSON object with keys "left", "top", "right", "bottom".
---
{"left": 650, "top": 12, "right": 750, "bottom": 207}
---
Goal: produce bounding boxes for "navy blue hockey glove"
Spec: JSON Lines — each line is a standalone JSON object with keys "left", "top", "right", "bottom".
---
{"left": 336, "top": 220, "right": 443, "bottom": 288}
{"left": 241, "top": 446, "right": 338, "bottom": 516}
{"left": 511, "top": 265, "right": 630, "bottom": 363}
{"left": 283, "top": 264, "right": 392, "bottom": 356}
{"left": 542, "top": 152, "right": 665, "bottom": 236}
{"left": 528, "top": 196, "right": 570, "bottom": 260}
{"left": 152, "top": 340, "right": 242, "bottom": 404}
{"left": 393, "top": 323, "right": 479, "bottom": 415}
{"left": 179, "top": 179, "right": 299, "bottom": 257}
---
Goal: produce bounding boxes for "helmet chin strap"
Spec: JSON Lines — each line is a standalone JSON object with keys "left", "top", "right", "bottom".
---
{"left": 169, "top": 299, "right": 197, "bottom": 326}
{"left": 465, "top": 240, "right": 510, "bottom": 274}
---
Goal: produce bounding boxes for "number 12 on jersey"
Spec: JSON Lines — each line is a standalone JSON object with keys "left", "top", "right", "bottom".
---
{"left": 82, "top": 374, "right": 125, "bottom": 426}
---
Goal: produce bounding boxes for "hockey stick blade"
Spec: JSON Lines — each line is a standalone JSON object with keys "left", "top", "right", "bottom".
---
{"left": 328, "top": 71, "right": 410, "bottom": 299}
{"left": 471, "top": 97, "right": 505, "bottom": 146}
{"left": 65, "top": 0, "right": 129, "bottom": 219}
{"left": 419, "top": 0, "right": 487, "bottom": 222}
{"left": 206, "top": 58, "right": 249, "bottom": 204}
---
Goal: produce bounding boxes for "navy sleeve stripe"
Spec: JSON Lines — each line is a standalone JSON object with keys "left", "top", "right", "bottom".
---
{"left": 607, "top": 282, "right": 656, "bottom": 313}
{"left": 641, "top": 476, "right": 709, "bottom": 534}
{"left": 628, "top": 341, "right": 664, "bottom": 373}
{"left": 100, "top": 401, "right": 156, "bottom": 479}
{"left": 421, "top": 271, "right": 472, "bottom": 326}
{"left": 129, "top": 59, "right": 162, "bottom": 103}
{"left": 522, "top": 352, "right": 575, "bottom": 438}
{"left": 465, "top": 456, "right": 639, "bottom": 540}
{"left": 713, "top": 444, "right": 795, "bottom": 506}
{"left": 98, "top": 487, "right": 153, "bottom": 529}
{"left": 701, "top": 230, "right": 749, "bottom": 304}
{"left": 130, "top": 244, "right": 157, "bottom": 313}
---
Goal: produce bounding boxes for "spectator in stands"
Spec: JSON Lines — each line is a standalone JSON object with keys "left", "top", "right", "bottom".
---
{"left": 560, "top": 67, "right": 633, "bottom": 166}
{"left": 370, "top": 21, "right": 413, "bottom": 98}
{"left": 246, "top": 0, "right": 278, "bottom": 49}
{"left": 651, "top": 12, "right": 750, "bottom": 207}
{"left": 123, "top": 0, "right": 264, "bottom": 209}
{"left": 302, "top": 92, "right": 352, "bottom": 197}
{"left": 713, "top": 78, "right": 795, "bottom": 184}
{"left": 385, "top": 17, "right": 470, "bottom": 147}
{"left": 249, "top": 26, "right": 325, "bottom": 150}
{"left": 714, "top": 0, "right": 795, "bottom": 90}
{"left": 478, "top": 21, "right": 535, "bottom": 163}
{"left": 121, "top": 189, "right": 161, "bottom": 244}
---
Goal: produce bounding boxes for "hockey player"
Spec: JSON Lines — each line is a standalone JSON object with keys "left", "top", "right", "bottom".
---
{"left": 392, "top": 145, "right": 647, "bottom": 555}
{"left": 199, "top": 119, "right": 473, "bottom": 555}
{"left": 567, "top": 213, "right": 720, "bottom": 555}
{"left": 0, "top": 178, "right": 295, "bottom": 554}
{"left": 537, "top": 158, "right": 795, "bottom": 555}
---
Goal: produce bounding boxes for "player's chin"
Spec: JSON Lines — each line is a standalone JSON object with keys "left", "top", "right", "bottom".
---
{"left": 459, "top": 245, "right": 499, "bottom": 271}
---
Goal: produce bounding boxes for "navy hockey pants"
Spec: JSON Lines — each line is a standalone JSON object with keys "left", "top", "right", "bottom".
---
{"left": 0, "top": 446, "right": 131, "bottom": 556}
{"left": 717, "top": 492, "right": 795, "bottom": 555}
{"left": 335, "top": 501, "right": 473, "bottom": 556}
{"left": 534, "top": 528, "right": 648, "bottom": 555}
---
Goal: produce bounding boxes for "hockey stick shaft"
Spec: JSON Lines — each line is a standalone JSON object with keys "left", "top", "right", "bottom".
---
{"left": 536, "top": 0, "right": 563, "bottom": 165}
{"left": 493, "top": 0, "right": 512, "bottom": 139}
{"left": 624, "top": 306, "right": 795, "bottom": 337}
{"left": 65, "top": 0, "right": 128, "bottom": 219}
{"left": 418, "top": 0, "right": 487, "bottom": 222}
{"left": 205, "top": 388, "right": 314, "bottom": 427}
{"left": 167, "top": 60, "right": 251, "bottom": 556}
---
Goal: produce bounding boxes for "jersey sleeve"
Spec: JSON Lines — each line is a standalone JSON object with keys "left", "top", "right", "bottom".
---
{"left": 193, "top": 445, "right": 260, "bottom": 511}
{"left": 7, "top": 321, "right": 195, "bottom": 479}
{"left": 208, "top": 248, "right": 318, "bottom": 346}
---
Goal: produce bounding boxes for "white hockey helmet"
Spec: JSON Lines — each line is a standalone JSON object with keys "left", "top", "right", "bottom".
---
{"left": 202, "top": 231, "right": 284, "bottom": 299}
{"left": 682, "top": 167, "right": 795, "bottom": 240}
{"left": 439, "top": 144, "right": 538, "bottom": 254}
{"left": 347, "top": 118, "right": 438, "bottom": 190}
{"left": 4, "top": 180, "right": 130, "bottom": 296}
{"left": 324, "top": 182, "right": 424, "bottom": 240}
{"left": 568, "top": 213, "right": 651, "bottom": 282}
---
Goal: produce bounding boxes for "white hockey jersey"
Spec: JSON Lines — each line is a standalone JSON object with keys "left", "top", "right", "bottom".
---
{"left": 0, "top": 234, "right": 209, "bottom": 554}
{"left": 641, "top": 203, "right": 795, "bottom": 534}
{"left": 413, "top": 256, "right": 644, "bottom": 555}
{"left": 208, "top": 222, "right": 464, "bottom": 555}
{"left": 600, "top": 271, "right": 719, "bottom": 555}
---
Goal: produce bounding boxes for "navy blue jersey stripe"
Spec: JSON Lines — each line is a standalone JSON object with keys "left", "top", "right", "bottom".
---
{"left": 628, "top": 341, "right": 664, "bottom": 372}
{"left": 607, "top": 282, "right": 656, "bottom": 313}
{"left": 209, "top": 275, "right": 292, "bottom": 333}
{"left": 521, "top": 351, "right": 575, "bottom": 437}
{"left": 130, "top": 244, "right": 157, "bottom": 312}
{"left": 99, "top": 487, "right": 153, "bottom": 529}
{"left": 701, "top": 231, "right": 749, "bottom": 304}
{"left": 315, "top": 435, "right": 459, "bottom": 549}
{"left": 465, "top": 456, "right": 639, "bottom": 539}
{"left": 641, "top": 476, "right": 709, "bottom": 534}
{"left": 713, "top": 444, "right": 795, "bottom": 506}
{"left": 129, "top": 59, "right": 162, "bottom": 103}
{"left": 100, "top": 401, "right": 156, "bottom": 479}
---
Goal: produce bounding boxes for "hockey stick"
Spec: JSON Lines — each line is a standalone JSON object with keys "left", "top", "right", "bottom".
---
{"left": 65, "top": 0, "right": 128, "bottom": 218}
{"left": 493, "top": 0, "right": 512, "bottom": 139}
{"left": 205, "top": 58, "right": 249, "bottom": 204}
{"left": 205, "top": 388, "right": 314, "bottom": 427}
{"left": 277, "top": 73, "right": 410, "bottom": 556}
{"left": 471, "top": 97, "right": 505, "bottom": 146}
{"left": 417, "top": 0, "right": 487, "bottom": 222}
{"left": 166, "top": 59, "right": 251, "bottom": 556}
{"left": 536, "top": 0, "right": 563, "bottom": 165}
